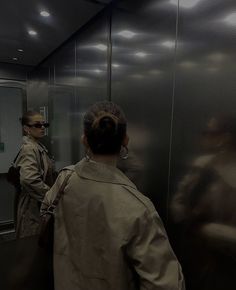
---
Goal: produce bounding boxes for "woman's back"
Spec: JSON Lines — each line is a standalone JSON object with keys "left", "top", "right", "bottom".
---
{"left": 45, "top": 158, "right": 184, "bottom": 290}
{"left": 43, "top": 101, "right": 184, "bottom": 290}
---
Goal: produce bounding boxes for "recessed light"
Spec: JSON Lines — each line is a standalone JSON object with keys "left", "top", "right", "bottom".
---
{"left": 224, "top": 12, "right": 236, "bottom": 25}
{"left": 94, "top": 69, "right": 103, "bottom": 74}
{"left": 13, "top": 57, "right": 18, "bottom": 61}
{"left": 117, "top": 30, "right": 136, "bottom": 39}
{"left": 149, "top": 69, "right": 162, "bottom": 75}
{"left": 94, "top": 44, "right": 107, "bottom": 51}
{"left": 130, "top": 74, "right": 144, "bottom": 79}
{"left": 40, "top": 11, "right": 50, "bottom": 17}
{"left": 179, "top": 61, "right": 196, "bottom": 68}
{"left": 207, "top": 53, "right": 225, "bottom": 62}
{"left": 28, "top": 30, "right": 37, "bottom": 36}
{"left": 135, "top": 52, "right": 147, "bottom": 58}
{"left": 18, "top": 48, "right": 24, "bottom": 52}
{"left": 112, "top": 64, "right": 120, "bottom": 68}
{"left": 207, "top": 67, "right": 219, "bottom": 73}
{"left": 161, "top": 40, "right": 175, "bottom": 48}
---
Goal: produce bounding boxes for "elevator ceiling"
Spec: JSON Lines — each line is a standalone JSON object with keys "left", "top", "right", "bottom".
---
{"left": 0, "top": 0, "right": 111, "bottom": 66}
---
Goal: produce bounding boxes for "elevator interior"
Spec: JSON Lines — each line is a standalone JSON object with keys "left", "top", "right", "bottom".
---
{"left": 0, "top": 0, "right": 236, "bottom": 289}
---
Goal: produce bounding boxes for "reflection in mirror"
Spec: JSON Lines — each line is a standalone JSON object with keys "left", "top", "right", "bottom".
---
{"left": 171, "top": 115, "right": 236, "bottom": 290}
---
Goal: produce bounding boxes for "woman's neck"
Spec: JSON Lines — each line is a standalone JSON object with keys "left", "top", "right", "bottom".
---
{"left": 27, "top": 135, "right": 39, "bottom": 143}
{"left": 90, "top": 154, "right": 117, "bottom": 167}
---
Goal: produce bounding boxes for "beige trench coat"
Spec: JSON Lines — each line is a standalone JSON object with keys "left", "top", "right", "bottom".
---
{"left": 15, "top": 136, "right": 54, "bottom": 238}
{"left": 43, "top": 158, "right": 185, "bottom": 290}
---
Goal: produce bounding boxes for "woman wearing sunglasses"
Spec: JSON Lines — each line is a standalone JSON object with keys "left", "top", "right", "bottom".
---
{"left": 14, "top": 111, "right": 55, "bottom": 238}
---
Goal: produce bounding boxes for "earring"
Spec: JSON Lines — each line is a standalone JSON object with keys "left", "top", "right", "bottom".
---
{"left": 120, "top": 146, "right": 129, "bottom": 160}
{"left": 85, "top": 149, "right": 91, "bottom": 161}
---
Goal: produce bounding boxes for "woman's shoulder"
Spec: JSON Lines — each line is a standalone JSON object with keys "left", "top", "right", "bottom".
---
{"left": 21, "top": 137, "right": 49, "bottom": 155}
{"left": 20, "top": 143, "right": 39, "bottom": 156}
{"left": 56, "top": 165, "right": 75, "bottom": 180}
{"left": 21, "top": 136, "right": 38, "bottom": 149}
{"left": 59, "top": 165, "right": 75, "bottom": 175}
{"left": 119, "top": 184, "right": 157, "bottom": 216}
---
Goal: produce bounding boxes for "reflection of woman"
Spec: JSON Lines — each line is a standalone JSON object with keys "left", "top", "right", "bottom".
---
{"left": 171, "top": 116, "right": 236, "bottom": 290}
{"left": 43, "top": 102, "right": 184, "bottom": 290}
{"left": 15, "top": 111, "right": 55, "bottom": 238}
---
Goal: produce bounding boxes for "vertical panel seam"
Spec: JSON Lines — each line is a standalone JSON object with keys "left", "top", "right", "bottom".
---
{"left": 166, "top": 0, "right": 180, "bottom": 223}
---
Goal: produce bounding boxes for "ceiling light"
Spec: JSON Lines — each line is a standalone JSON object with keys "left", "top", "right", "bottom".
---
{"left": 149, "top": 69, "right": 162, "bottom": 75}
{"left": 130, "top": 74, "right": 144, "bottom": 79}
{"left": 28, "top": 30, "right": 37, "bottom": 36}
{"left": 12, "top": 57, "right": 18, "bottom": 61}
{"left": 224, "top": 12, "right": 236, "bottom": 25}
{"left": 207, "top": 53, "right": 225, "bottom": 62}
{"left": 94, "top": 69, "right": 103, "bottom": 73}
{"left": 112, "top": 63, "right": 120, "bottom": 68}
{"left": 94, "top": 44, "right": 107, "bottom": 51}
{"left": 161, "top": 40, "right": 175, "bottom": 48}
{"left": 117, "top": 30, "right": 136, "bottom": 39}
{"left": 170, "top": 0, "right": 201, "bottom": 9}
{"left": 40, "top": 11, "right": 50, "bottom": 17}
{"left": 135, "top": 52, "right": 147, "bottom": 58}
{"left": 17, "top": 48, "right": 24, "bottom": 52}
{"left": 179, "top": 61, "right": 196, "bottom": 68}
{"left": 207, "top": 67, "right": 219, "bottom": 73}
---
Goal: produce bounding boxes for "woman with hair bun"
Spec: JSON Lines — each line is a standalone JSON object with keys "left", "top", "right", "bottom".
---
{"left": 14, "top": 111, "right": 55, "bottom": 238}
{"left": 43, "top": 101, "right": 184, "bottom": 290}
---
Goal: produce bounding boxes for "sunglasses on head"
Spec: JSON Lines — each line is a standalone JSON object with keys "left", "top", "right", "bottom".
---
{"left": 27, "top": 123, "right": 50, "bottom": 128}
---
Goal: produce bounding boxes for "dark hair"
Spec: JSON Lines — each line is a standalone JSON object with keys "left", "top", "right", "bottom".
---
{"left": 83, "top": 102, "right": 127, "bottom": 155}
{"left": 20, "top": 111, "right": 41, "bottom": 126}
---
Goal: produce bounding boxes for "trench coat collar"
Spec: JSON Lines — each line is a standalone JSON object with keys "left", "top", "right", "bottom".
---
{"left": 22, "top": 136, "right": 48, "bottom": 153}
{"left": 75, "top": 158, "right": 137, "bottom": 189}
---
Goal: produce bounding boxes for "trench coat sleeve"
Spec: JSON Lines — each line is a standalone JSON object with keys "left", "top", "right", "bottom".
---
{"left": 126, "top": 209, "right": 185, "bottom": 290}
{"left": 19, "top": 145, "right": 50, "bottom": 201}
{"left": 41, "top": 170, "right": 70, "bottom": 212}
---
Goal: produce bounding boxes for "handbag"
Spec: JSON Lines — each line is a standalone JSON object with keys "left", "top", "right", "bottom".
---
{"left": 38, "top": 172, "right": 73, "bottom": 250}
{"left": 7, "top": 149, "right": 22, "bottom": 191}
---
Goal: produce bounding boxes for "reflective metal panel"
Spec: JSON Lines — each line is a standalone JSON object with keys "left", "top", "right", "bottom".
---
{"left": 27, "top": 67, "right": 50, "bottom": 110}
{"left": 170, "top": 0, "right": 236, "bottom": 289}
{"left": 27, "top": 11, "right": 110, "bottom": 170}
{"left": 50, "top": 40, "right": 77, "bottom": 169}
{"left": 76, "top": 10, "right": 109, "bottom": 160}
{"left": 111, "top": 0, "right": 178, "bottom": 220}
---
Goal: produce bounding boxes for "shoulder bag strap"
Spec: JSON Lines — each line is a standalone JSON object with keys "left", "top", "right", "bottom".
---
{"left": 13, "top": 147, "right": 22, "bottom": 163}
{"left": 50, "top": 171, "right": 73, "bottom": 209}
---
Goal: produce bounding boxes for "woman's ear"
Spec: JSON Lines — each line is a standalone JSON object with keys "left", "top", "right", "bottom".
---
{"left": 81, "top": 134, "right": 89, "bottom": 148}
{"left": 122, "top": 134, "right": 129, "bottom": 147}
{"left": 23, "top": 125, "right": 29, "bottom": 135}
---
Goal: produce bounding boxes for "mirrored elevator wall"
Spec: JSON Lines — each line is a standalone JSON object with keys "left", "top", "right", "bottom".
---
{"left": 169, "top": 1, "right": 236, "bottom": 289}
{"left": 26, "top": 1, "right": 236, "bottom": 289}
{"left": 111, "top": 0, "right": 178, "bottom": 220}
{"left": 27, "top": 9, "right": 110, "bottom": 170}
